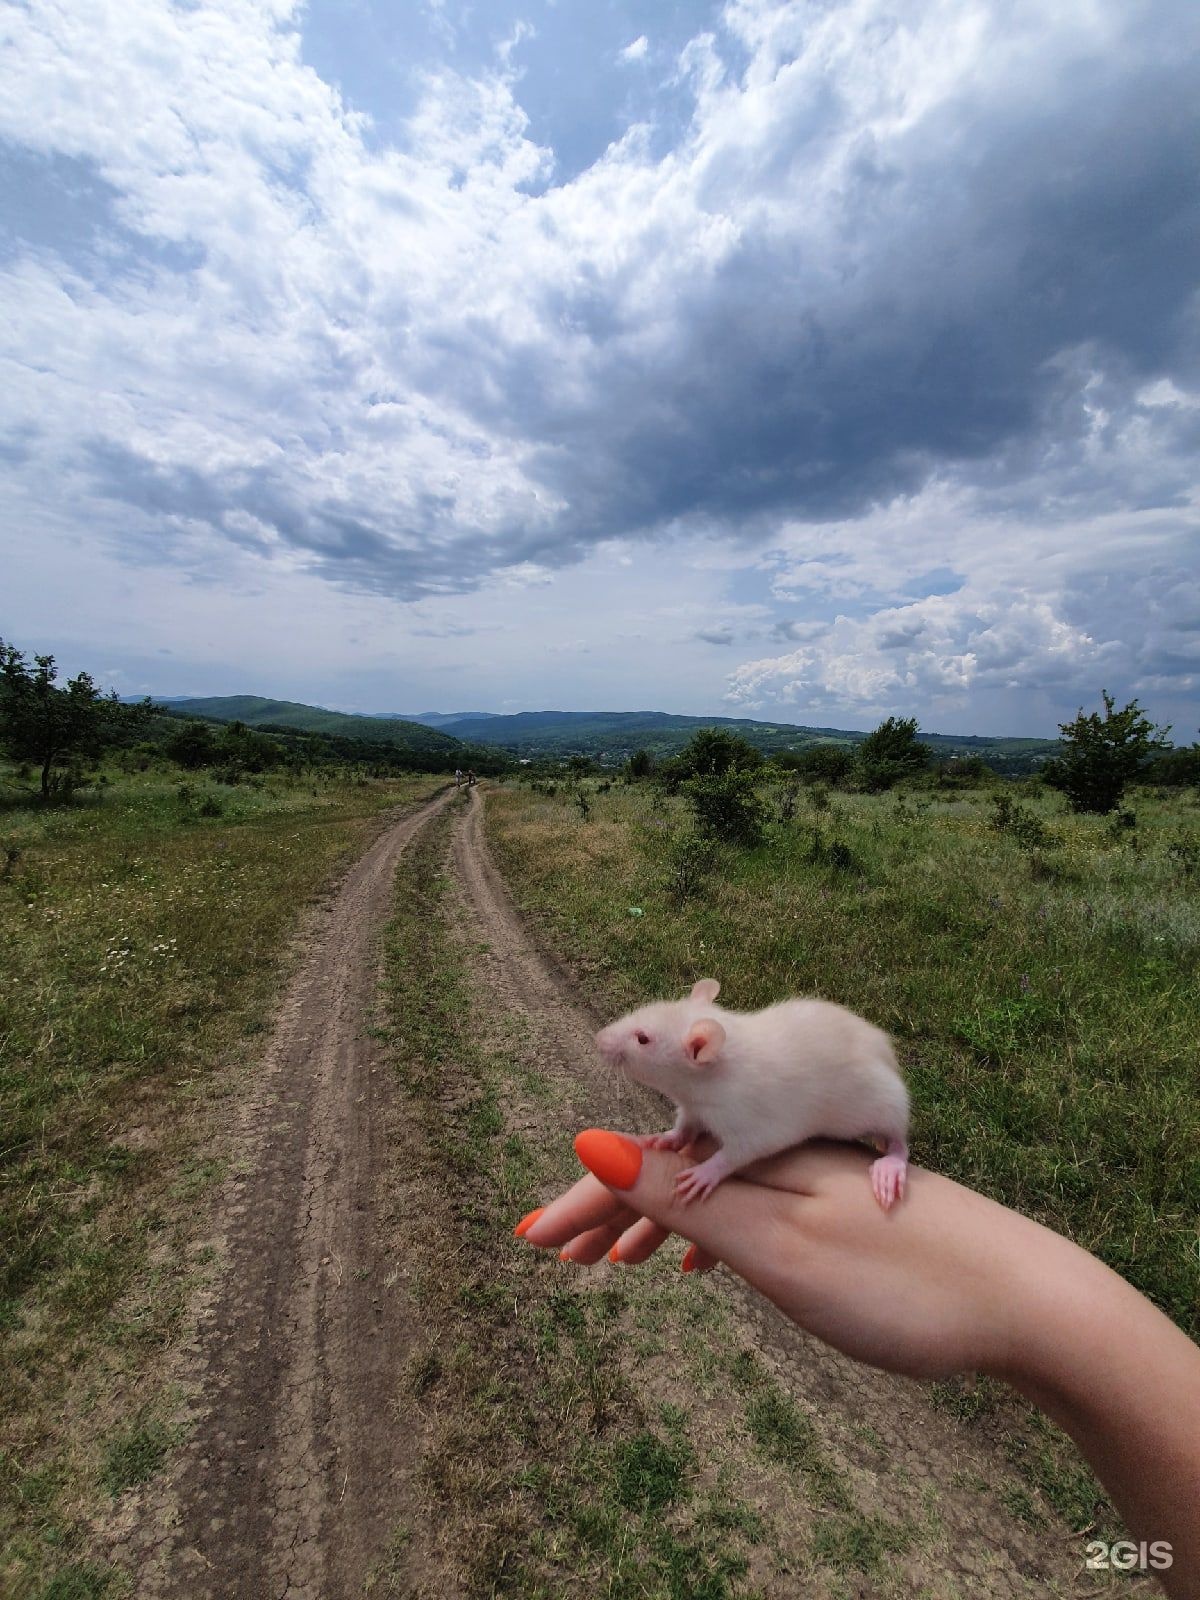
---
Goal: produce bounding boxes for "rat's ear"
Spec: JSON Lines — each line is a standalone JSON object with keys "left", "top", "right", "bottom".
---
{"left": 690, "top": 978, "right": 720, "bottom": 1004}
{"left": 683, "top": 1018, "right": 726, "bottom": 1065}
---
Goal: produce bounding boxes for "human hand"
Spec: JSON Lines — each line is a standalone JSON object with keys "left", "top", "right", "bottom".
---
{"left": 515, "top": 1130, "right": 1039, "bottom": 1382}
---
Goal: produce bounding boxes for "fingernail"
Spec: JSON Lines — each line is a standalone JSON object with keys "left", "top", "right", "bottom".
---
{"left": 513, "top": 1207, "right": 545, "bottom": 1238}
{"left": 608, "top": 1243, "right": 621, "bottom": 1264}
{"left": 559, "top": 1249, "right": 573, "bottom": 1263}
{"left": 574, "top": 1129, "right": 643, "bottom": 1191}
{"left": 681, "top": 1244, "right": 698, "bottom": 1273}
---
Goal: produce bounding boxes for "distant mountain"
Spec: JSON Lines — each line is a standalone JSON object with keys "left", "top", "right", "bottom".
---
{"left": 437, "top": 710, "right": 1060, "bottom": 772}
{"left": 370, "top": 711, "right": 501, "bottom": 727}
{"left": 151, "top": 695, "right": 461, "bottom": 754}
{"left": 143, "top": 696, "right": 1060, "bottom": 773}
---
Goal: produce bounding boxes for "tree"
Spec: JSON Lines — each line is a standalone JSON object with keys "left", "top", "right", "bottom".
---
{"left": 626, "top": 748, "right": 655, "bottom": 779}
{"left": 673, "top": 727, "right": 764, "bottom": 780}
{"left": 1045, "top": 693, "right": 1171, "bottom": 814}
{"left": 0, "top": 639, "right": 149, "bottom": 801}
{"left": 854, "top": 716, "right": 930, "bottom": 792}
{"left": 164, "top": 719, "right": 219, "bottom": 770}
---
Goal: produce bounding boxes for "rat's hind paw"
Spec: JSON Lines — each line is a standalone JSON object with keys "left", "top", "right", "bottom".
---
{"left": 870, "top": 1153, "right": 907, "bottom": 1211}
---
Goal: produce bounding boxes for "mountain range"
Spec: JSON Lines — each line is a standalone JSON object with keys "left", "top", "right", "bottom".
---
{"left": 149, "top": 697, "right": 1061, "bottom": 771}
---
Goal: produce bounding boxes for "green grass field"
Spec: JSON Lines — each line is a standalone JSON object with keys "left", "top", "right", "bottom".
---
{"left": 0, "top": 764, "right": 444, "bottom": 1598}
{"left": 484, "top": 776, "right": 1199, "bottom": 1339}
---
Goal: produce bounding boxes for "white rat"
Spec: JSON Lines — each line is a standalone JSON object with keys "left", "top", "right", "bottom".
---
{"left": 594, "top": 978, "right": 910, "bottom": 1210}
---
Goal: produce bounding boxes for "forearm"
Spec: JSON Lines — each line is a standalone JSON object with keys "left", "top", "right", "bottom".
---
{"left": 993, "top": 1226, "right": 1200, "bottom": 1597}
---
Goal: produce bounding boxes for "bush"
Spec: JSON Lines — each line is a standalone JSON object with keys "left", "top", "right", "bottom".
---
{"left": 807, "top": 829, "right": 861, "bottom": 874}
{"left": 662, "top": 831, "right": 718, "bottom": 902}
{"left": 1044, "top": 692, "right": 1170, "bottom": 814}
{"left": 990, "top": 792, "right": 1048, "bottom": 849}
{"left": 686, "top": 771, "right": 766, "bottom": 846}
{"left": 853, "top": 717, "right": 930, "bottom": 792}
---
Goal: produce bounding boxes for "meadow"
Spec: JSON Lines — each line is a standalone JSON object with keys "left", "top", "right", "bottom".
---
{"left": 0, "top": 763, "right": 444, "bottom": 1597}
{"left": 484, "top": 773, "right": 1199, "bottom": 1340}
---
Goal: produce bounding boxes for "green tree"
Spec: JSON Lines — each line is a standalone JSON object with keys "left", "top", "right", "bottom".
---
{"left": 626, "top": 747, "right": 655, "bottom": 779}
{"left": 854, "top": 716, "right": 930, "bottom": 792}
{"left": 1045, "top": 692, "right": 1171, "bottom": 813}
{"left": 674, "top": 727, "right": 764, "bottom": 779}
{"left": 164, "top": 719, "right": 219, "bottom": 770}
{"left": 0, "top": 639, "right": 150, "bottom": 801}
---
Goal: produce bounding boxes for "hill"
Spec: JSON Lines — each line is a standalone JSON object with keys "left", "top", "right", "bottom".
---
{"left": 434, "top": 710, "right": 1060, "bottom": 772}
{"left": 152, "top": 695, "right": 462, "bottom": 756}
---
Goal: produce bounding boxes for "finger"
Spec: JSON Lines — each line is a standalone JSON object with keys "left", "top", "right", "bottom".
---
{"left": 573, "top": 1129, "right": 798, "bottom": 1286}
{"left": 560, "top": 1221, "right": 625, "bottom": 1265}
{"left": 682, "top": 1244, "right": 720, "bottom": 1274}
{"left": 609, "top": 1217, "right": 671, "bottom": 1265}
{"left": 514, "top": 1171, "right": 637, "bottom": 1247}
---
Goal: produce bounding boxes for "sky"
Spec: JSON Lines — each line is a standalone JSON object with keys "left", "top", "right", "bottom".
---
{"left": 1, "top": 0, "right": 1198, "bottom": 737}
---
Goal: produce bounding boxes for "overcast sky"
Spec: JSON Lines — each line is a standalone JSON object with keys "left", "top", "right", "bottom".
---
{"left": 2, "top": 0, "right": 1197, "bottom": 736}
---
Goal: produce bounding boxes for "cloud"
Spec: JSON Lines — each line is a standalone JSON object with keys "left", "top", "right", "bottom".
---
{"left": 0, "top": 0, "right": 1197, "bottom": 724}
{"left": 695, "top": 625, "right": 735, "bottom": 645}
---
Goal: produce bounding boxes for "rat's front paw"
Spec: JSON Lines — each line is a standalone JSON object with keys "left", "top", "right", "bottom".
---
{"left": 643, "top": 1128, "right": 689, "bottom": 1153}
{"left": 675, "top": 1150, "right": 732, "bottom": 1204}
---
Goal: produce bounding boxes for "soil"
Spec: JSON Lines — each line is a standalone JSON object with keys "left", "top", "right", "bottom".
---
{"left": 106, "top": 785, "right": 1155, "bottom": 1598}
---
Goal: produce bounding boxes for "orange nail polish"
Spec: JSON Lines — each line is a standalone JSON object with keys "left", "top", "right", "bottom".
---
{"left": 681, "top": 1244, "right": 698, "bottom": 1273}
{"left": 514, "top": 1206, "right": 545, "bottom": 1238}
{"left": 608, "top": 1243, "right": 621, "bottom": 1263}
{"left": 574, "top": 1129, "right": 643, "bottom": 1191}
{"left": 559, "top": 1249, "right": 573, "bottom": 1263}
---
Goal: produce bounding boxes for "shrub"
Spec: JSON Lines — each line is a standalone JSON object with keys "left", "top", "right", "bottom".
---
{"left": 853, "top": 717, "right": 931, "bottom": 792}
{"left": 990, "top": 792, "right": 1048, "bottom": 849}
{"left": 686, "top": 771, "right": 766, "bottom": 846}
{"left": 1044, "top": 692, "right": 1170, "bottom": 814}
{"left": 662, "top": 831, "right": 717, "bottom": 902}
{"left": 807, "top": 829, "right": 861, "bottom": 874}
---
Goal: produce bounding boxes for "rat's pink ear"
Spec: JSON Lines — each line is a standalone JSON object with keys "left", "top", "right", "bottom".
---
{"left": 690, "top": 978, "right": 720, "bottom": 1004}
{"left": 683, "top": 1018, "right": 726, "bottom": 1065}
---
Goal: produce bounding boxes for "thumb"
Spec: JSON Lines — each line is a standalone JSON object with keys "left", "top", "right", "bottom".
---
{"left": 573, "top": 1129, "right": 787, "bottom": 1282}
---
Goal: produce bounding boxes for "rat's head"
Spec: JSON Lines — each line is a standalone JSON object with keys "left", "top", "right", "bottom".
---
{"left": 594, "top": 979, "right": 726, "bottom": 1096}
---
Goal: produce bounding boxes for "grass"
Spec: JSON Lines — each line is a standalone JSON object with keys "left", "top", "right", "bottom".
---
{"left": 0, "top": 761, "right": 445, "bottom": 1600}
{"left": 483, "top": 773, "right": 1199, "bottom": 1534}
{"left": 485, "top": 776, "right": 1198, "bottom": 1337}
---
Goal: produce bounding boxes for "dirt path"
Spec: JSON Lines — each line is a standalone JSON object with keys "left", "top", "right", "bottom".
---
{"left": 109, "top": 787, "right": 452, "bottom": 1600}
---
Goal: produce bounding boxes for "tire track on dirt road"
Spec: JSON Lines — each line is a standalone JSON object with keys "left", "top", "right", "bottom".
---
{"left": 450, "top": 788, "right": 1147, "bottom": 1599}
{"left": 110, "top": 787, "right": 453, "bottom": 1600}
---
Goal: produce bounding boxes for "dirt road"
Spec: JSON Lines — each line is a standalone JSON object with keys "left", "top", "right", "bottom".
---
{"left": 110, "top": 788, "right": 452, "bottom": 1599}
{"left": 109, "top": 785, "right": 1145, "bottom": 1598}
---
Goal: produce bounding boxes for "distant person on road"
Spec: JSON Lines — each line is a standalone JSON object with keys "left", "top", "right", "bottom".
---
{"left": 454, "top": 767, "right": 463, "bottom": 789}
{"left": 467, "top": 769, "right": 477, "bottom": 787}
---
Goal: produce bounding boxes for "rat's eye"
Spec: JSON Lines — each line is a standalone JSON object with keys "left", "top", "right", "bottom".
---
{"left": 635, "top": 1030, "right": 650, "bottom": 1045}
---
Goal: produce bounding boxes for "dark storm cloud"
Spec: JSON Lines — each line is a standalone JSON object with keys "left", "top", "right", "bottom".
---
{"left": 417, "top": 28, "right": 1198, "bottom": 555}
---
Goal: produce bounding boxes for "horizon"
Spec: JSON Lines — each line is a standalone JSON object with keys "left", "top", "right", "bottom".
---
{"left": 140, "top": 690, "right": 1070, "bottom": 744}
{"left": 3, "top": 0, "right": 1198, "bottom": 739}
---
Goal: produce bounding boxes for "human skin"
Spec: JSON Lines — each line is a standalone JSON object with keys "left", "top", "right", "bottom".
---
{"left": 515, "top": 1134, "right": 1200, "bottom": 1600}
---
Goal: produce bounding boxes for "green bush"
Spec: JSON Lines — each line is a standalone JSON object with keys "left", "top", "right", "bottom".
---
{"left": 686, "top": 772, "right": 766, "bottom": 847}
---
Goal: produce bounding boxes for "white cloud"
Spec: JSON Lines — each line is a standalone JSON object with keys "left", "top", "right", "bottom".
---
{"left": 0, "top": 0, "right": 1196, "bottom": 730}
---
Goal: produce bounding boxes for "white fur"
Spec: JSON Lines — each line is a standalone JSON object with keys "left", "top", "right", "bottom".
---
{"left": 594, "top": 981, "right": 909, "bottom": 1172}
